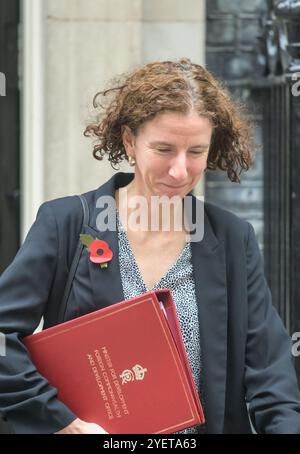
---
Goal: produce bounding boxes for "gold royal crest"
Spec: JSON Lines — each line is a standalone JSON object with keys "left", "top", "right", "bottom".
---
{"left": 120, "top": 364, "right": 148, "bottom": 384}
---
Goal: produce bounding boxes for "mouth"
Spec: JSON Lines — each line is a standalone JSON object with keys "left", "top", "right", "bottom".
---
{"left": 162, "top": 183, "right": 187, "bottom": 189}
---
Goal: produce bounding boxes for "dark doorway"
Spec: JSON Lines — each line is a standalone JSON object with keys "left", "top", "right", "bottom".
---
{"left": 205, "top": 0, "right": 300, "bottom": 385}
{"left": 0, "top": 0, "right": 20, "bottom": 274}
{"left": 0, "top": 0, "right": 20, "bottom": 434}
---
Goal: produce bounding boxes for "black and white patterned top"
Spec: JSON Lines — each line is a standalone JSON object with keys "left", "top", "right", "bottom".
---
{"left": 116, "top": 209, "right": 205, "bottom": 434}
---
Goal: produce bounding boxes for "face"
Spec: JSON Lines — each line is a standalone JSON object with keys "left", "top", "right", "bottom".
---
{"left": 122, "top": 111, "right": 213, "bottom": 199}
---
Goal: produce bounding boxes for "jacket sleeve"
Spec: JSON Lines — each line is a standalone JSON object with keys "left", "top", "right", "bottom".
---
{"left": 244, "top": 222, "right": 300, "bottom": 434}
{"left": 0, "top": 202, "right": 77, "bottom": 433}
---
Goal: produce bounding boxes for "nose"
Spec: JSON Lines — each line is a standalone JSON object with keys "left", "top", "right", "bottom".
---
{"left": 168, "top": 153, "right": 188, "bottom": 181}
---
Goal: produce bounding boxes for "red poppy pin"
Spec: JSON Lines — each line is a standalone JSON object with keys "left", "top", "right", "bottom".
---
{"left": 80, "top": 234, "right": 113, "bottom": 269}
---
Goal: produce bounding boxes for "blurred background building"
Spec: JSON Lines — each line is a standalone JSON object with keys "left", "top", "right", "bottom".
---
{"left": 0, "top": 0, "right": 300, "bottom": 380}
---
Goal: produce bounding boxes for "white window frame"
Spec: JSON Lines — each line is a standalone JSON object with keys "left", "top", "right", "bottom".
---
{"left": 20, "top": 0, "right": 45, "bottom": 240}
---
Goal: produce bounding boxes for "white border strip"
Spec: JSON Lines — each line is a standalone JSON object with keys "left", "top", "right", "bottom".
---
{"left": 20, "top": 0, "right": 45, "bottom": 240}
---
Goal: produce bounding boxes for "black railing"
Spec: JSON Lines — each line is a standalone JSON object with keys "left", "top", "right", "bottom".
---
{"left": 260, "top": 0, "right": 300, "bottom": 380}
{"left": 263, "top": 81, "right": 291, "bottom": 331}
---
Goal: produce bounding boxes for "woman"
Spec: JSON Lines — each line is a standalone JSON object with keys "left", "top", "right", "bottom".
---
{"left": 0, "top": 59, "right": 300, "bottom": 434}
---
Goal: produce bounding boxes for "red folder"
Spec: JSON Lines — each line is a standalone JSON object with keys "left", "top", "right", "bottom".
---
{"left": 23, "top": 289, "right": 205, "bottom": 434}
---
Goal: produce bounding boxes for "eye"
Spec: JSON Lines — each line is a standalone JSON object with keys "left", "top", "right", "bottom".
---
{"left": 191, "top": 148, "right": 208, "bottom": 155}
{"left": 190, "top": 150, "right": 205, "bottom": 155}
{"left": 156, "top": 148, "right": 172, "bottom": 153}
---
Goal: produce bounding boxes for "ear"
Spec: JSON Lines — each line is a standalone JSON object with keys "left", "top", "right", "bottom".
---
{"left": 122, "top": 125, "right": 136, "bottom": 158}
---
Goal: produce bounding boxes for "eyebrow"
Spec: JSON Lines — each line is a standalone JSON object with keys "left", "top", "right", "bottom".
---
{"left": 149, "top": 141, "right": 210, "bottom": 148}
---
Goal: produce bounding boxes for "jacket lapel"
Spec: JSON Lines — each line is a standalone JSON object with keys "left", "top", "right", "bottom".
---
{"left": 191, "top": 204, "right": 228, "bottom": 434}
{"left": 84, "top": 173, "right": 135, "bottom": 310}
{"left": 83, "top": 224, "right": 124, "bottom": 310}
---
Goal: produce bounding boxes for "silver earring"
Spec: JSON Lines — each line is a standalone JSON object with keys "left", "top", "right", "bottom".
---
{"left": 128, "top": 156, "right": 136, "bottom": 166}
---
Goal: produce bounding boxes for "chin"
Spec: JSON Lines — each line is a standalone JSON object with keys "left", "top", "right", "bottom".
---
{"left": 160, "top": 187, "right": 186, "bottom": 198}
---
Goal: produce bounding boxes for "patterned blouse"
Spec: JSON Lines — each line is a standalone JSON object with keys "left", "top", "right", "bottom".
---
{"left": 116, "top": 209, "right": 205, "bottom": 434}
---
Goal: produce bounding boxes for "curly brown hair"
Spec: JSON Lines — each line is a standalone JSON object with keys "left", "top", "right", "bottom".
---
{"left": 84, "top": 58, "right": 255, "bottom": 183}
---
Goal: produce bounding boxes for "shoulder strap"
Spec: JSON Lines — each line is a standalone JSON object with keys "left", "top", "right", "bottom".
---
{"left": 58, "top": 195, "right": 89, "bottom": 323}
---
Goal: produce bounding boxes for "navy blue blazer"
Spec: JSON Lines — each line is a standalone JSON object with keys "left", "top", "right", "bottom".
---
{"left": 0, "top": 172, "right": 300, "bottom": 434}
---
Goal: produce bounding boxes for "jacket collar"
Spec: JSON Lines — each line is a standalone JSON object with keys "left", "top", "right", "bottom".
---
{"left": 84, "top": 172, "right": 228, "bottom": 433}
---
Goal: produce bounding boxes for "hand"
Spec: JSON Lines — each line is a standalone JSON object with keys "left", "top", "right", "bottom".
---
{"left": 55, "top": 417, "right": 108, "bottom": 434}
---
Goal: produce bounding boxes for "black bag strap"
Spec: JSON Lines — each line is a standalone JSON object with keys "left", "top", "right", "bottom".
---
{"left": 58, "top": 194, "right": 89, "bottom": 323}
